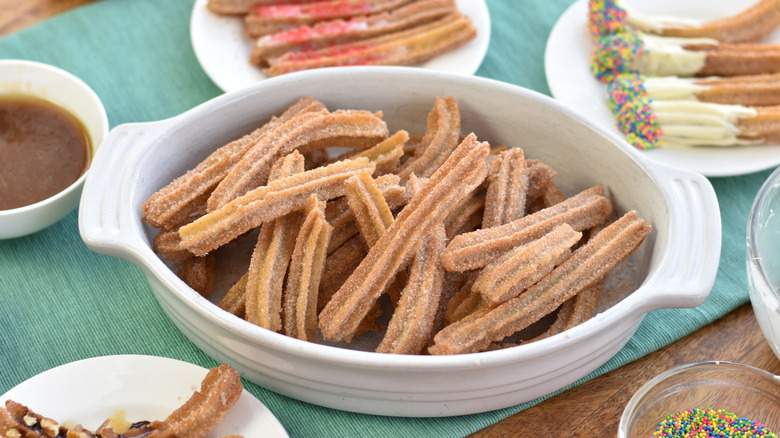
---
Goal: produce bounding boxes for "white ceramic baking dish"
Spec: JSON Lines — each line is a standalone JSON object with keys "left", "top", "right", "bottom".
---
{"left": 79, "top": 67, "right": 720, "bottom": 417}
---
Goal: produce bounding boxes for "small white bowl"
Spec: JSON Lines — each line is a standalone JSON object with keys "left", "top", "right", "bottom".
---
{"left": 0, "top": 60, "right": 108, "bottom": 239}
{"left": 619, "top": 361, "right": 780, "bottom": 438}
{"left": 79, "top": 67, "right": 721, "bottom": 417}
{"left": 748, "top": 166, "right": 780, "bottom": 361}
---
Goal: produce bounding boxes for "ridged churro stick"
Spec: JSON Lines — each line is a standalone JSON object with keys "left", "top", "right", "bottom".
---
{"left": 343, "top": 170, "right": 395, "bottom": 247}
{"left": 592, "top": 29, "right": 780, "bottom": 83}
{"left": 208, "top": 109, "right": 388, "bottom": 211}
{"left": 244, "top": 151, "right": 305, "bottom": 332}
{"left": 326, "top": 173, "right": 407, "bottom": 252}
{"left": 179, "top": 157, "right": 375, "bottom": 256}
{"left": 330, "top": 129, "right": 408, "bottom": 175}
{"left": 251, "top": 0, "right": 456, "bottom": 63}
{"left": 429, "top": 211, "right": 651, "bottom": 355}
{"left": 160, "top": 363, "right": 243, "bottom": 438}
{"left": 398, "top": 96, "right": 461, "bottom": 181}
{"left": 472, "top": 223, "right": 582, "bottom": 306}
{"left": 482, "top": 148, "right": 529, "bottom": 228}
{"left": 588, "top": 0, "right": 780, "bottom": 43}
{"left": 318, "top": 134, "right": 489, "bottom": 342}
{"left": 441, "top": 185, "right": 613, "bottom": 272}
{"left": 245, "top": 0, "right": 416, "bottom": 37}
{"left": 283, "top": 195, "right": 332, "bottom": 341}
{"left": 263, "top": 13, "right": 477, "bottom": 76}
{"left": 608, "top": 73, "right": 780, "bottom": 150}
{"left": 207, "top": 0, "right": 320, "bottom": 15}
{"left": 376, "top": 224, "right": 447, "bottom": 354}
{"left": 142, "top": 97, "right": 325, "bottom": 229}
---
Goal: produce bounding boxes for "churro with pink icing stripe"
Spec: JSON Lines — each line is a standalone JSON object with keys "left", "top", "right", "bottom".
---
{"left": 244, "top": 151, "right": 305, "bottom": 332}
{"left": 245, "top": 0, "right": 416, "bottom": 37}
{"left": 208, "top": 0, "right": 319, "bottom": 15}
{"left": 250, "top": 0, "right": 455, "bottom": 63}
{"left": 263, "top": 13, "right": 477, "bottom": 76}
{"left": 429, "top": 211, "right": 650, "bottom": 355}
{"left": 318, "top": 133, "right": 489, "bottom": 342}
{"left": 283, "top": 195, "right": 332, "bottom": 341}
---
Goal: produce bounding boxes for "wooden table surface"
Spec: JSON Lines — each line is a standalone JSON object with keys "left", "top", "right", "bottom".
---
{"left": 3, "top": 1, "right": 779, "bottom": 437}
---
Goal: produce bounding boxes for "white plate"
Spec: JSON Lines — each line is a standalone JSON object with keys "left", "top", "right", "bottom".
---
{"left": 190, "top": 0, "right": 491, "bottom": 93}
{"left": 0, "top": 355, "right": 288, "bottom": 438}
{"left": 545, "top": 0, "right": 780, "bottom": 177}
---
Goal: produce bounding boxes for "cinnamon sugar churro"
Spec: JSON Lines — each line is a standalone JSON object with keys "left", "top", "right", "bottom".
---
{"left": 430, "top": 211, "right": 650, "bottom": 355}
{"left": 144, "top": 95, "right": 651, "bottom": 355}
{"left": 318, "top": 133, "right": 489, "bottom": 342}
{"left": 244, "top": 152, "right": 305, "bottom": 331}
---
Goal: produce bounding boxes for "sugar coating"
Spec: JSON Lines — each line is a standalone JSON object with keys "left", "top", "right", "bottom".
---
{"left": 607, "top": 73, "right": 663, "bottom": 150}
{"left": 652, "top": 408, "right": 778, "bottom": 438}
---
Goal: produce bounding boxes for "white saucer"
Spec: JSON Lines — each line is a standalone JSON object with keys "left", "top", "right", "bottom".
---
{"left": 545, "top": 0, "right": 780, "bottom": 177}
{"left": 190, "top": 0, "right": 491, "bottom": 92}
{"left": 0, "top": 355, "right": 288, "bottom": 438}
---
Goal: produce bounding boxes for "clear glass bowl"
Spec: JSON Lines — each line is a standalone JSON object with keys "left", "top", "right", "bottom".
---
{"left": 748, "top": 166, "right": 780, "bottom": 361}
{"left": 618, "top": 361, "right": 780, "bottom": 438}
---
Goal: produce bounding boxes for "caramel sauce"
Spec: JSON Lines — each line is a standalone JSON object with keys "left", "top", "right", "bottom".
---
{"left": 0, "top": 95, "right": 90, "bottom": 210}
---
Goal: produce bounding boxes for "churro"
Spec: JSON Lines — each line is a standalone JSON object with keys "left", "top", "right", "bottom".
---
{"left": 473, "top": 223, "right": 582, "bottom": 305}
{"left": 250, "top": 0, "right": 456, "bottom": 63}
{"left": 208, "top": 0, "right": 320, "bottom": 15}
{"left": 637, "top": 73, "right": 780, "bottom": 107}
{"left": 318, "top": 234, "right": 367, "bottom": 309}
{"left": 444, "top": 194, "right": 484, "bottom": 239}
{"left": 262, "top": 13, "right": 477, "bottom": 77}
{"left": 283, "top": 195, "right": 332, "bottom": 341}
{"left": 588, "top": 0, "right": 780, "bottom": 43}
{"left": 343, "top": 170, "right": 395, "bottom": 247}
{"left": 245, "top": 0, "right": 417, "bottom": 37}
{"left": 398, "top": 96, "right": 460, "bottom": 180}
{"left": 592, "top": 30, "right": 780, "bottom": 83}
{"left": 142, "top": 97, "right": 325, "bottom": 230}
{"left": 482, "top": 148, "right": 529, "bottom": 229}
{"left": 218, "top": 273, "right": 248, "bottom": 318}
{"left": 244, "top": 152, "right": 305, "bottom": 331}
{"left": 376, "top": 224, "right": 446, "bottom": 354}
{"left": 330, "top": 129, "right": 408, "bottom": 175}
{"left": 441, "top": 185, "right": 613, "bottom": 272}
{"left": 609, "top": 72, "right": 780, "bottom": 149}
{"left": 326, "top": 173, "right": 407, "bottom": 252}
{"left": 318, "top": 133, "right": 489, "bottom": 342}
{"left": 178, "top": 253, "right": 217, "bottom": 296}
{"left": 430, "top": 211, "right": 651, "bottom": 355}
{"left": 179, "top": 156, "right": 375, "bottom": 256}
{"left": 207, "top": 108, "right": 388, "bottom": 210}
{"left": 0, "top": 364, "right": 243, "bottom": 438}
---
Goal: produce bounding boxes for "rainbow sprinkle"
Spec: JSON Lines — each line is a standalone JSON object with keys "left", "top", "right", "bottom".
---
{"left": 607, "top": 73, "right": 662, "bottom": 150}
{"left": 652, "top": 408, "right": 778, "bottom": 438}
{"left": 588, "top": 0, "right": 629, "bottom": 39}
{"left": 591, "top": 29, "right": 644, "bottom": 83}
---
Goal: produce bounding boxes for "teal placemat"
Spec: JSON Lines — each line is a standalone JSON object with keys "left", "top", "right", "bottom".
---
{"left": 0, "top": 1, "right": 772, "bottom": 437}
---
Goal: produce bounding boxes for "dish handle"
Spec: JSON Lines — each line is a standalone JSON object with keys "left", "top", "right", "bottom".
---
{"left": 631, "top": 165, "right": 721, "bottom": 314}
{"left": 79, "top": 121, "right": 160, "bottom": 262}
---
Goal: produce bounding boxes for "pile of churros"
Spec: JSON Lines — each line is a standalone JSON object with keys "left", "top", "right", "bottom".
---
{"left": 205, "top": 0, "right": 477, "bottom": 76}
{"left": 589, "top": 0, "right": 780, "bottom": 149}
{"left": 0, "top": 364, "right": 243, "bottom": 438}
{"left": 142, "top": 95, "right": 651, "bottom": 355}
